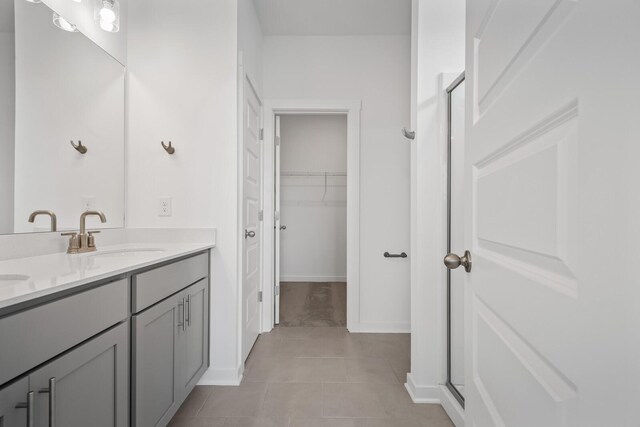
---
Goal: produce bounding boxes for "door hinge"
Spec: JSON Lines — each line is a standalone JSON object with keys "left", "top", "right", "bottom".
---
{"left": 258, "top": 210, "right": 264, "bottom": 221}
{"left": 258, "top": 291, "right": 263, "bottom": 302}
{"left": 275, "top": 136, "right": 281, "bottom": 146}
{"left": 275, "top": 285, "right": 280, "bottom": 296}
{"left": 259, "top": 128, "right": 264, "bottom": 141}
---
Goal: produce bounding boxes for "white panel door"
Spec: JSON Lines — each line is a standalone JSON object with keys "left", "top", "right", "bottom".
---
{"left": 462, "top": 1, "right": 640, "bottom": 426}
{"left": 242, "top": 77, "right": 262, "bottom": 363}
{"left": 274, "top": 115, "right": 281, "bottom": 324}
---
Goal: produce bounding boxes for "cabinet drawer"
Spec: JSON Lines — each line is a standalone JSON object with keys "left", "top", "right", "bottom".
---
{"left": 0, "top": 279, "right": 128, "bottom": 386}
{"left": 132, "top": 253, "right": 208, "bottom": 313}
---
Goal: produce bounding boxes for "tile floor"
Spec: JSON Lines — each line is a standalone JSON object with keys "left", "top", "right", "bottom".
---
{"left": 169, "top": 326, "right": 454, "bottom": 427}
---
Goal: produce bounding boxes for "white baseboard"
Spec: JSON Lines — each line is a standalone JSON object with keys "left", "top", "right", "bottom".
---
{"left": 404, "top": 373, "right": 441, "bottom": 403}
{"left": 280, "top": 276, "right": 347, "bottom": 283}
{"left": 440, "top": 385, "right": 465, "bottom": 427}
{"left": 197, "top": 365, "right": 243, "bottom": 386}
{"left": 348, "top": 321, "right": 411, "bottom": 333}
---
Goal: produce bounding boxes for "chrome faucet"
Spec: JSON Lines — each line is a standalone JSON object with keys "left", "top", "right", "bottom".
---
{"left": 28, "top": 210, "right": 57, "bottom": 232}
{"left": 62, "top": 211, "right": 107, "bottom": 254}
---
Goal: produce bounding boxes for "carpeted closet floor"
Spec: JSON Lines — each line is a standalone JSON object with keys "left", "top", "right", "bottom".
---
{"left": 279, "top": 282, "right": 346, "bottom": 327}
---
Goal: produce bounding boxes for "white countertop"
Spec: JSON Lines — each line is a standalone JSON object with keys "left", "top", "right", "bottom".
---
{"left": 0, "top": 241, "right": 214, "bottom": 312}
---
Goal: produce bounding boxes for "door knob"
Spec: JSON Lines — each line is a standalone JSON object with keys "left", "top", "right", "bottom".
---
{"left": 280, "top": 225, "right": 287, "bottom": 230}
{"left": 444, "top": 250, "right": 472, "bottom": 273}
{"left": 245, "top": 230, "right": 256, "bottom": 239}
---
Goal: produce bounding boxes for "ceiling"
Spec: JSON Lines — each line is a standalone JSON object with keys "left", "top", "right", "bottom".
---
{"left": 253, "top": 0, "right": 411, "bottom": 36}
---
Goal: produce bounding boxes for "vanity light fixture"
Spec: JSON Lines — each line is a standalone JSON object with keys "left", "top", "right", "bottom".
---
{"left": 24, "top": 0, "right": 42, "bottom": 3}
{"left": 53, "top": 12, "right": 78, "bottom": 32}
{"left": 95, "top": 0, "right": 120, "bottom": 33}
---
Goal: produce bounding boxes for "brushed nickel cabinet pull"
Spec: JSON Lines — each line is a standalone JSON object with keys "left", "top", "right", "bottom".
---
{"left": 38, "top": 377, "right": 56, "bottom": 427}
{"left": 15, "top": 391, "right": 34, "bottom": 427}
{"left": 178, "top": 298, "right": 186, "bottom": 331}
{"left": 186, "top": 294, "right": 191, "bottom": 327}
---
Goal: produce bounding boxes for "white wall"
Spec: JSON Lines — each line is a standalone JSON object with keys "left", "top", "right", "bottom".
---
{"left": 264, "top": 35, "right": 411, "bottom": 331}
{"left": 0, "top": 18, "right": 14, "bottom": 234}
{"left": 238, "top": 0, "right": 263, "bottom": 94}
{"left": 407, "top": 0, "right": 465, "bottom": 403}
{"left": 127, "top": 0, "right": 247, "bottom": 385}
{"left": 279, "top": 114, "right": 347, "bottom": 282}
{"left": 13, "top": 0, "right": 125, "bottom": 233}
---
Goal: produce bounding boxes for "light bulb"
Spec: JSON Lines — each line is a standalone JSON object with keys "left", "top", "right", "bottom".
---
{"left": 99, "top": 6, "right": 116, "bottom": 23}
{"left": 95, "top": 0, "right": 119, "bottom": 32}
{"left": 99, "top": 20, "right": 114, "bottom": 32}
{"left": 52, "top": 12, "right": 77, "bottom": 32}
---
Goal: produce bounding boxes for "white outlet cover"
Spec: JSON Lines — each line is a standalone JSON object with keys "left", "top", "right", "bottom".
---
{"left": 158, "top": 197, "right": 172, "bottom": 217}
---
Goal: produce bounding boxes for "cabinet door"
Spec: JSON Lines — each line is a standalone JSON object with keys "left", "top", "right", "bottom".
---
{"left": 30, "top": 321, "right": 128, "bottom": 427}
{"left": 0, "top": 377, "right": 31, "bottom": 427}
{"left": 132, "top": 294, "right": 184, "bottom": 427}
{"left": 177, "top": 279, "right": 209, "bottom": 398}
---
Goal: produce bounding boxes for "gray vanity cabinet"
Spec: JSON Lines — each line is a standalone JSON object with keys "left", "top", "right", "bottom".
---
{"left": 0, "top": 378, "right": 30, "bottom": 427}
{"left": 131, "top": 253, "right": 210, "bottom": 427}
{"left": 132, "top": 292, "right": 183, "bottom": 427}
{"left": 31, "top": 321, "right": 129, "bottom": 427}
{"left": 177, "top": 279, "right": 209, "bottom": 397}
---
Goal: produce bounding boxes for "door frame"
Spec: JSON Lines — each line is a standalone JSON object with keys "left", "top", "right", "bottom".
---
{"left": 261, "top": 99, "right": 362, "bottom": 332}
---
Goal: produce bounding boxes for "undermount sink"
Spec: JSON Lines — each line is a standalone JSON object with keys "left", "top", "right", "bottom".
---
{"left": 0, "top": 274, "right": 30, "bottom": 286}
{"left": 87, "top": 248, "right": 165, "bottom": 259}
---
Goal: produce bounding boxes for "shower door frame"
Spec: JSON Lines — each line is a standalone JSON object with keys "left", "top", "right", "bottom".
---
{"left": 445, "top": 71, "right": 466, "bottom": 409}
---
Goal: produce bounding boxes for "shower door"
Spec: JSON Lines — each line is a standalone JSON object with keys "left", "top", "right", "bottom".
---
{"left": 446, "top": 72, "right": 465, "bottom": 407}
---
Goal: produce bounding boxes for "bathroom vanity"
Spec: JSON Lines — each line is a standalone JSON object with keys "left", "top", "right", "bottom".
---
{"left": 0, "top": 241, "right": 213, "bottom": 427}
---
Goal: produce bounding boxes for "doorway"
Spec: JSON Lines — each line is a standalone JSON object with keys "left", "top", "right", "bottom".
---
{"left": 274, "top": 114, "right": 348, "bottom": 326}
{"left": 261, "top": 100, "right": 361, "bottom": 332}
{"left": 446, "top": 72, "right": 465, "bottom": 407}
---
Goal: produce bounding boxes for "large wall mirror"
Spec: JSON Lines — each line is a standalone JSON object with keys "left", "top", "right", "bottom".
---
{"left": 0, "top": 0, "right": 125, "bottom": 235}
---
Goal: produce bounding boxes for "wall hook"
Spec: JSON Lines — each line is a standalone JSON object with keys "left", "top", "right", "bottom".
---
{"left": 401, "top": 128, "right": 415, "bottom": 141}
{"left": 161, "top": 141, "right": 175, "bottom": 154}
{"left": 70, "top": 140, "right": 87, "bottom": 154}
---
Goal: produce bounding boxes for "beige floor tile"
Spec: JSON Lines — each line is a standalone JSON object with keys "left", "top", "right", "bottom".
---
{"left": 281, "top": 337, "right": 364, "bottom": 358}
{"left": 168, "top": 417, "right": 226, "bottom": 427}
{"left": 273, "top": 357, "right": 348, "bottom": 383}
{"left": 243, "top": 357, "right": 285, "bottom": 382}
{"left": 416, "top": 419, "right": 455, "bottom": 427}
{"left": 322, "top": 383, "right": 413, "bottom": 418}
{"left": 355, "top": 419, "right": 422, "bottom": 427}
{"left": 174, "top": 386, "right": 214, "bottom": 417}
{"left": 290, "top": 419, "right": 357, "bottom": 427}
{"left": 344, "top": 358, "right": 399, "bottom": 384}
{"left": 223, "top": 417, "right": 290, "bottom": 427}
{"left": 260, "top": 383, "right": 324, "bottom": 418}
{"left": 198, "top": 384, "right": 268, "bottom": 417}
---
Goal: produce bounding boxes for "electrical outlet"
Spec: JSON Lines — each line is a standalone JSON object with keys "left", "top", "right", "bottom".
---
{"left": 158, "top": 197, "right": 172, "bottom": 217}
{"left": 81, "top": 196, "right": 96, "bottom": 211}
